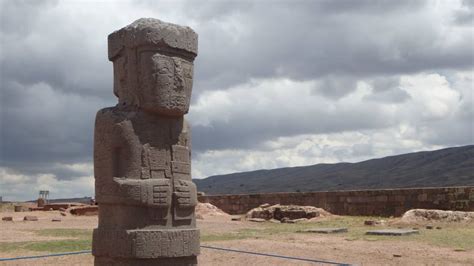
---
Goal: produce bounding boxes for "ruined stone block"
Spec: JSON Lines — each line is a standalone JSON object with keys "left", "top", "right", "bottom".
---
{"left": 23, "top": 216, "right": 38, "bottom": 221}
{"left": 2, "top": 216, "right": 13, "bottom": 221}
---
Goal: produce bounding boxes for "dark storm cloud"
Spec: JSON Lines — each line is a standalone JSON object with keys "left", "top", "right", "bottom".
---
{"left": 364, "top": 77, "right": 410, "bottom": 103}
{"left": 187, "top": 0, "right": 473, "bottom": 96}
{"left": 0, "top": 0, "right": 58, "bottom": 36}
{"left": 0, "top": 80, "right": 110, "bottom": 168}
{"left": 313, "top": 76, "right": 358, "bottom": 99}
{"left": 0, "top": 0, "right": 114, "bottom": 176}
{"left": 191, "top": 96, "right": 397, "bottom": 151}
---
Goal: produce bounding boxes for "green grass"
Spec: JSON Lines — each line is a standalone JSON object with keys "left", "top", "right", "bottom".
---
{"left": 202, "top": 216, "right": 474, "bottom": 250}
{"left": 34, "top": 229, "right": 93, "bottom": 239}
{"left": 0, "top": 239, "right": 92, "bottom": 253}
{"left": 0, "top": 229, "right": 93, "bottom": 253}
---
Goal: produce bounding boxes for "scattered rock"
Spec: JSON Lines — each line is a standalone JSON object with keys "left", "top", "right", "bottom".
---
{"left": 29, "top": 207, "right": 45, "bottom": 211}
{"left": 259, "top": 203, "right": 270, "bottom": 208}
{"left": 426, "top": 225, "right": 433, "bottom": 229}
{"left": 59, "top": 208, "right": 66, "bottom": 212}
{"left": 281, "top": 218, "right": 296, "bottom": 223}
{"left": 393, "top": 254, "right": 402, "bottom": 258}
{"left": 195, "top": 214, "right": 204, "bottom": 220}
{"left": 60, "top": 212, "right": 67, "bottom": 216}
{"left": 197, "top": 192, "right": 206, "bottom": 196}
{"left": 68, "top": 205, "right": 98, "bottom": 216}
{"left": 248, "top": 218, "right": 266, "bottom": 223}
{"left": 299, "top": 227, "right": 348, "bottom": 234}
{"left": 401, "top": 209, "right": 474, "bottom": 223}
{"left": 366, "top": 229, "right": 419, "bottom": 236}
{"left": 436, "top": 226, "right": 442, "bottom": 230}
{"left": 23, "top": 216, "right": 38, "bottom": 221}
{"left": 365, "top": 220, "right": 386, "bottom": 226}
{"left": 454, "top": 248, "right": 466, "bottom": 252}
{"left": 2, "top": 216, "right": 13, "bottom": 221}
{"left": 231, "top": 216, "right": 242, "bottom": 221}
{"left": 290, "top": 218, "right": 308, "bottom": 223}
{"left": 52, "top": 218, "right": 61, "bottom": 222}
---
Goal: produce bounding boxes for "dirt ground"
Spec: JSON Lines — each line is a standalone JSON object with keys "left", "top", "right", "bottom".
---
{"left": 1, "top": 210, "right": 473, "bottom": 265}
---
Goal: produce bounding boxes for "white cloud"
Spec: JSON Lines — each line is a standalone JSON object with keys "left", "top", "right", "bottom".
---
{"left": 400, "top": 73, "right": 461, "bottom": 119}
{"left": 0, "top": 168, "right": 30, "bottom": 184}
{"left": 190, "top": 71, "right": 470, "bottom": 178}
{"left": 0, "top": 167, "right": 94, "bottom": 201}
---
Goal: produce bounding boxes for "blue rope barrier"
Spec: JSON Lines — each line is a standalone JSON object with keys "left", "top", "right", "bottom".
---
{"left": 200, "top": 245, "right": 350, "bottom": 265}
{"left": 0, "top": 250, "right": 91, "bottom": 261}
{"left": 0, "top": 246, "right": 351, "bottom": 265}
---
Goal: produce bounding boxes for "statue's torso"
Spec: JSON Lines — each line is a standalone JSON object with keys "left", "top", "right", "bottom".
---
{"left": 94, "top": 107, "right": 196, "bottom": 230}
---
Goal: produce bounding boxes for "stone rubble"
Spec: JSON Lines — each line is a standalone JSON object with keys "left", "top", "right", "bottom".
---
{"left": 401, "top": 209, "right": 474, "bottom": 223}
{"left": 246, "top": 204, "right": 331, "bottom": 223}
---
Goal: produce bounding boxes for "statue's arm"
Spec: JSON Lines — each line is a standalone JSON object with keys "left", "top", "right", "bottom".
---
{"left": 94, "top": 109, "right": 171, "bottom": 208}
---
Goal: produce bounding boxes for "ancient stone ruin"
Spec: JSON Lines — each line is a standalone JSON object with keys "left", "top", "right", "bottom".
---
{"left": 92, "top": 18, "right": 199, "bottom": 265}
{"left": 246, "top": 204, "right": 331, "bottom": 223}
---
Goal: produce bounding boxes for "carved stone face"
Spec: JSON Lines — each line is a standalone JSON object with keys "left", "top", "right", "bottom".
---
{"left": 138, "top": 51, "right": 194, "bottom": 116}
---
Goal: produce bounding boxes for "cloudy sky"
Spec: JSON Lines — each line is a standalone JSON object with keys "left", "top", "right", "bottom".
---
{"left": 0, "top": 0, "right": 473, "bottom": 201}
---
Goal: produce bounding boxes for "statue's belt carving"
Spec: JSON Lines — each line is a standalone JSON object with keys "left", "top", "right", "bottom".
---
{"left": 97, "top": 178, "right": 197, "bottom": 208}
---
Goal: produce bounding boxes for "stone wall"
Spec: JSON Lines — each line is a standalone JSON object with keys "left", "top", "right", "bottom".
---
{"left": 198, "top": 186, "right": 474, "bottom": 217}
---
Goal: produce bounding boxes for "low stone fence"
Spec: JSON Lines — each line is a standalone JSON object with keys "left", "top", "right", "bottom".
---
{"left": 198, "top": 186, "right": 474, "bottom": 217}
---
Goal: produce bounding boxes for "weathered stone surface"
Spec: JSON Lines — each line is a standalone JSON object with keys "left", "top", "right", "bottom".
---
{"left": 93, "top": 18, "right": 199, "bottom": 265}
{"left": 68, "top": 205, "right": 98, "bottom": 216}
{"left": 401, "top": 209, "right": 474, "bottom": 223}
{"left": 281, "top": 217, "right": 308, "bottom": 223}
{"left": 37, "top": 198, "right": 45, "bottom": 207}
{"left": 365, "top": 229, "right": 419, "bottom": 236}
{"left": 248, "top": 218, "right": 266, "bottom": 223}
{"left": 108, "top": 18, "right": 197, "bottom": 61}
{"left": 23, "top": 216, "right": 38, "bottom": 221}
{"left": 364, "top": 220, "right": 376, "bottom": 226}
{"left": 246, "top": 204, "right": 330, "bottom": 222}
{"left": 299, "top": 227, "right": 348, "bottom": 234}
{"left": 93, "top": 229, "right": 199, "bottom": 258}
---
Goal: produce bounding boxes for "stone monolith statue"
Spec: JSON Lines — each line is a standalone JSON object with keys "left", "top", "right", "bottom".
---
{"left": 92, "top": 18, "right": 199, "bottom": 265}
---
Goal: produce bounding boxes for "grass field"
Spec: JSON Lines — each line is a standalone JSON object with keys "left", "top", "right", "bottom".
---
{"left": 203, "top": 216, "right": 474, "bottom": 250}
{"left": 2, "top": 216, "right": 473, "bottom": 254}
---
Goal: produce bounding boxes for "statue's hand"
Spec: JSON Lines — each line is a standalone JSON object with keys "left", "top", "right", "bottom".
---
{"left": 173, "top": 179, "right": 198, "bottom": 208}
{"left": 112, "top": 178, "right": 172, "bottom": 208}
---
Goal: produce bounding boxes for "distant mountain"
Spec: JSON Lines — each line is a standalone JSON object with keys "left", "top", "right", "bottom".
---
{"left": 194, "top": 145, "right": 474, "bottom": 195}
